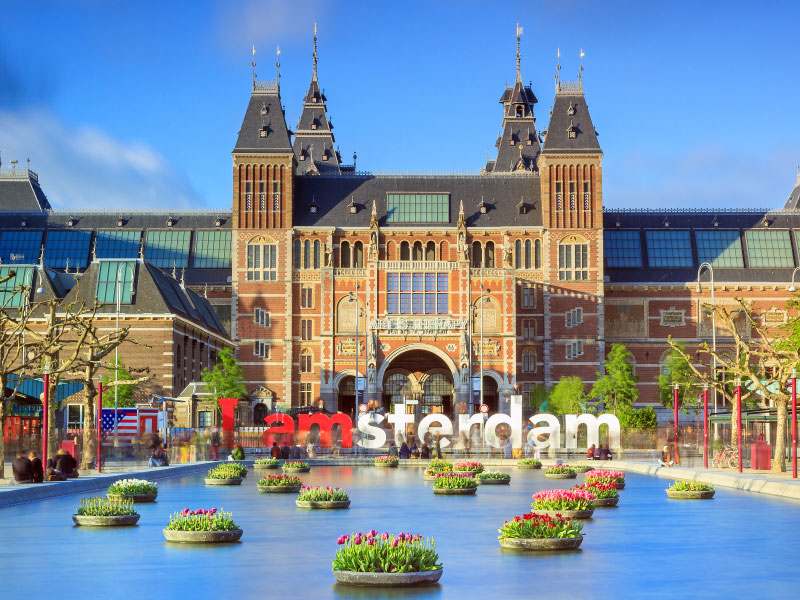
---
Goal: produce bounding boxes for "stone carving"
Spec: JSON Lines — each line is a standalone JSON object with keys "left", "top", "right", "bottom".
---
{"left": 659, "top": 307, "right": 686, "bottom": 328}
{"left": 503, "top": 246, "right": 512, "bottom": 267}
{"left": 324, "top": 243, "right": 333, "bottom": 267}
{"left": 457, "top": 231, "right": 468, "bottom": 261}
{"left": 446, "top": 343, "right": 456, "bottom": 352}
{"left": 368, "top": 230, "right": 379, "bottom": 260}
{"left": 460, "top": 330, "right": 469, "bottom": 363}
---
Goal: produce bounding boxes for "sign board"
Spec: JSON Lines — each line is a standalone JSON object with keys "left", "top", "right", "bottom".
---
{"left": 356, "top": 377, "right": 366, "bottom": 392}
{"left": 479, "top": 404, "right": 489, "bottom": 414}
{"left": 358, "top": 403, "right": 368, "bottom": 414}
{"left": 406, "top": 399, "right": 419, "bottom": 405}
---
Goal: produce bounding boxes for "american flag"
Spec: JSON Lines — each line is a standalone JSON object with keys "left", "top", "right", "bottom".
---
{"left": 101, "top": 408, "right": 139, "bottom": 445}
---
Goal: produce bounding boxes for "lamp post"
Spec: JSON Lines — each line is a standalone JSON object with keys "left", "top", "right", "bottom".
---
{"left": 473, "top": 275, "right": 491, "bottom": 455}
{"left": 697, "top": 263, "right": 718, "bottom": 414}
{"left": 787, "top": 267, "right": 800, "bottom": 293}
{"left": 349, "top": 285, "right": 365, "bottom": 458}
{"left": 702, "top": 382, "right": 709, "bottom": 470}
{"left": 735, "top": 378, "right": 742, "bottom": 473}
{"left": 113, "top": 263, "right": 136, "bottom": 451}
{"left": 792, "top": 369, "right": 797, "bottom": 479}
{"left": 97, "top": 377, "right": 103, "bottom": 473}
{"left": 41, "top": 363, "right": 50, "bottom": 470}
{"left": 673, "top": 382, "right": 679, "bottom": 459}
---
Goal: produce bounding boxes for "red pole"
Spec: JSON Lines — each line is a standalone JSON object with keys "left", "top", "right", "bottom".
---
{"left": 703, "top": 388, "right": 709, "bottom": 470}
{"left": 42, "top": 372, "right": 50, "bottom": 471}
{"left": 673, "top": 384, "right": 679, "bottom": 457}
{"left": 736, "top": 381, "right": 742, "bottom": 473}
{"left": 97, "top": 380, "right": 103, "bottom": 473}
{"left": 792, "top": 373, "right": 797, "bottom": 479}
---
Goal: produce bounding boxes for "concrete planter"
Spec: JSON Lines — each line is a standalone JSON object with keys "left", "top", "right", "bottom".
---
{"left": 516, "top": 464, "right": 542, "bottom": 470}
{"left": 333, "top": 568, "right": 443, "bottom": 586}
{"left": 204, "top": 478, "right": 243, "bottom": 486}
{"left": 592, "top": 497, "right": 619, "bottom": 507}
{"left": 573, "top": 466, "right": 593, "bottom": 473}
{"left": 615, "top": 482, "right": 626, "bottom": 490}
{"left": 498, "top": 536, "right": 583, "bottom": 551}
{"left": 476, "top": 477, "right": 510, "bottom": 485}
{"left": 258, "top": 485, "right": 301, "bottom": 493}
{"left": 163, "top": 528, "right": 243, "bottom": 543}
{"left": 72, "top": 514, "right": 140, "bottom": 527}
{"left": 374, "top": 462, "right": 399, "bottom": 468}
{"left": 107, "top": 493, "right": 157, "bottom": 503}
{"left": 545, "top": 472, "right": 577, "bottom": 479}
{"left": 533, "top": 508, "right": 594, "bottom": 519}
{"left": 666, "top": 489, "right": 714, "bottom": 500}
{"left": 282, "top": 467, "right": 311, "bottom": 473}
{"left": 296, "top": 500, "right": 351, "bottom": 509}
{"left": 254, "top": 464, "right": 281, "bottom": 470}
{"left": 433, "top": 487, "right": 477, "bottom": 495}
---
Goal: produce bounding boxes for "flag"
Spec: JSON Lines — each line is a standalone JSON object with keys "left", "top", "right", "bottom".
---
{"left": 101, "top": 408, "right": 139, "bottom": 445}
{"left": 580, "top": 48, "right": 585, "bottom": 59}
{"left": 516, "top": 24, "right": 523, "bottom": 36}
{"left": 557, "top": 48, "right": 561, "bottom": 59}
{"left": 252, "top": 44, "right": 256, "bottom": 56}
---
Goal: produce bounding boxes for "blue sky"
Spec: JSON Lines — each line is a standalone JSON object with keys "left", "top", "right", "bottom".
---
{"left": 1, "top": 0, "right": 799, "bottom": 211}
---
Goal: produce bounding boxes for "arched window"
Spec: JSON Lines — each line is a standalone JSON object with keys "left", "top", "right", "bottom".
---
{"left": 353, "top": 241, "right": 364, "bottom": 268}
{"left": 400, "top": 241, "right": 410, "bottom": 261}
{"left": 525, "top": 240, "right": 532, "bottom": 269}
{"left": 425, "top": 241, "right": 436, "bottom": 261}
{"left": 247, "top": 237, "right": 277, "bottom": 281}
{"left": 300, "top": 349, "right": 312, "bottom": 373}
{"left": 522, "top": 349, "right": 536, "bottom": 373}
{"left": 340, "top": 241, "right": 351, "bottom": 267}
{"left": 516, "top": 105, "right": 523, "bottom": 118}
{"left": 293, "top": 239, "right": 301, "bottom": 269}
{"left": 534, "top": 239, "right": 542, "bottom": 269}
{"left": 413, "top": 241, "right": 423, "bottom": 261}
{"left": 313, "top": 240, "right": 320, "bottom": 269}
{"left": 558, "top": 238, "right": 588, "bottom": 281}
{"left": 472, "top": 241, "right": 482, "bottom": 268}
{"left": 303, "top": 240, "right": 311, "bottom": 269}
{"left": 385, "top": 372, "right": 412, "bottom": 404}
{"left": 485, "top": 241, "right": 495, "bottom": 268}
{"left": 440, "top": 241, "right": 448, "bottom": 261}
{"left": 515, "top": 240, "right": 522, "bottom": 269}
{"left": 422, "top": 373, "right": 452, "bottom": 411}
{"left": 253, "top": 403, "right": 268, "bottom": 425}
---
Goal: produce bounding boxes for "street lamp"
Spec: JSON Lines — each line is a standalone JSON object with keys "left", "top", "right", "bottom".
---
{"left": 792, "top": 368, "right": 797, "bottom": 479}
{"left": 348, "top": 285, "right": 365, "bottom": 458}
{"left": 735, "top": 377, "right": 742, "bottom": 473}
{"left": 472, "top": 277, "right": 491, "bottom": 456}
{"left": 788, "top": 267, "right": 800, "bottom": 292}
{"left": 697, "top": 262, "right": 718, "bottom": 415}
{"left": 113, "top": 263, "right": 136, "bottom": 450}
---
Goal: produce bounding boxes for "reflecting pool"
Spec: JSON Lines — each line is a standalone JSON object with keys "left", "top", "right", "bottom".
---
{"left": 1, "top": 466, "right": 799, "bottom": 599}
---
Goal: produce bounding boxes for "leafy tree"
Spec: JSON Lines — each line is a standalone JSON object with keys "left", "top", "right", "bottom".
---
{"left": 589, "top": 343, "right": 639, "bottom": 416}
{"left": 548, "top": 376, "right": 586, "bottom": 416}
{"left": 525, "top": 384, "right": 548, "bottom": 412}
{"left": 618, "top": 405, "right": 658, "bottom": 433}
{"left": 201, "top": 347, "right": 246, "bottom": 403}
{"left": 658, "top": 342, "right": 702, "bottom": 414}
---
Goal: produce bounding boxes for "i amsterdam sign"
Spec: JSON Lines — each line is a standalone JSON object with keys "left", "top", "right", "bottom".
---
{"left": 370, "top": 317, "right": 468, "bottom": 334}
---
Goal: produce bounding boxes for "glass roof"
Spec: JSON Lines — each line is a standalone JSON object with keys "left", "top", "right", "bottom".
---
{"left": 386, "top": 193, "right": 449, "bottom": 224}
{"left": 43, "top": 230, "right": 91, "bottom": 269}
{"left": 604, "top": 230, "right": 642, "bottom": 268}
{"left": 144, "top": 230, "right": 190, "bottom": 269}
{"left": 696, "top": 230, "right": 744, "bottom": 268}
{"left": 645, "top": 230, "right": 693, "bottom": 268}
{"left": 745, "top": 230, "right": 794, "bottom": 268}
{"left": 0, "top": 230, "right": 43, "bottom": 265}
{"left": 96, "top": 230, "right": 141, "bottom": 259}
{"left": 193, "top": 230, "right": 231, "bottom": 269}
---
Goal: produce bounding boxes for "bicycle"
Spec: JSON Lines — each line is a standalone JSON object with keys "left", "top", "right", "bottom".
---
{"left": 711, "top": 445, "right": 739, "bottom": 469}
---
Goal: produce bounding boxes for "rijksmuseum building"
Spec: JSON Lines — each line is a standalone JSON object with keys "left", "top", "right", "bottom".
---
{"left": 2, "top": 34, "right": 800, "bottom": 425}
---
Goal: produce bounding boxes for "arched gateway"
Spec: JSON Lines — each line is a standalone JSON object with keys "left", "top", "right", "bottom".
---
{"left": 377, "top": 345, "right": 459, "bottom": 414}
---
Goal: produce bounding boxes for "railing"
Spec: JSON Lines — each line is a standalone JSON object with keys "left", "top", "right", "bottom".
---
{"left": 605, "top": 207, "right": 794, "bottom": 215}
{"left": 253, "top": 79, "right": 279, "bottom": 93}
{"left": 0, "top": 167, "right": 37, "bottom": 181}
{"left": 380, "top": 261, "right": 457, "bottom": 272}
{"left": 333, "top": 268, "right": 367, "bottom": 277}
{"left": 556, "top": 80, "right": 583, "bottom": 94}
{"left": 470, "top": 268, "right": 506, "bottom": 278}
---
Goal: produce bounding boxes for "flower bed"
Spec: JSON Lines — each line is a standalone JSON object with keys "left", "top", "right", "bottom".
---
{"left": 282, "top": 461, "right": 311, "bottom": 473}
{"left": 73, "top": 497, "right": 139, "bottom": 527}
{"left": 531, "top": 489, "right": 595, "bottom": 518}
{"left": 666, "top": 479, "right": 715, "bottom": 499}
{"left": 544, "top": 464, "right": 577, "bottom": 478}
{"left": 571, "top": 464, "right": 593, "bottom": 473}
{"left": 498, "top": 513, "right": 583, "bottom": 551}
{"left": 424, "top": 459, "right": 452, "bottom": 480}
{"left": 453, "top": 461, "right": 484, "bottom": 473}
{"left": 205, "top": 463, "right": 246, "bottom": 485}
{"left": 585, "top": 469, "right": 625, "bottom": 489}
{"left": 296, "top": 485, "right": 350, "bottom": 509}
{"left": 517, "top": 458, "right": 542, "bottom": 469}
{"left": 107, "top": 479, "right": 158, "bottom": 502}
{"left": 374, "top": 456, "right": 399, "bottom": 467}
{"left": 333, "top": 530, "right": 443, "bottom": 586}
{"left": 254, "top": 458, "right": 281, "bottom": 469}
{"left": 573, "top": 482, "right": 619, "bottom": 506}
{"left": 163, "top": 508, "right": 242, "bottom": 543}
{"left": 432, "top": 472, "right": 478, "bottom": 495}
{"left": 475, "top": 471, "right": 511, "bottom": 485}
{"left": 257, "top": 474, "right": 302, "bottom": 493}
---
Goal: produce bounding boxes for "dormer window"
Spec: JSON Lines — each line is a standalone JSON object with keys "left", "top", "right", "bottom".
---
{"left": 526, "top": 138, "right": 532, "bottom": 146}
{"left": 311, "top": 95, "right": 318, "bottom": 103}
{"left": 260, "top": 103, "right": 267, "bottom": 116}
{"left": 478, "top": 200, "right": 488, "bottom": 214}
{"left": 299, "top": 152, "right": 306, "bottom": 161}
{"left": 309, "top": 204, "right": 318, "bottom": 214}
{"left": 663, "top": 217, "right": 670, "bottom": 228}
{"left": 516, "top": 105, "right": 523, "bottom": 118}
{"left": 712, "top": 217, "right": 719, "bottom": 227}
{"left": 322, "top": 152, "right": 328, "bottom": 161}
{"left": 67, "top": 217, "right": 75, "bottom": 227}
{"left": 348, "top": 200, "right": 358, "bottom": 214}
{"left": 259, "top": 127, "right": 267, "bottom": 138}
{"left": 311, "top": 121, "right": 318, "bottom": 130}
{"left": 117, "top": 218, "right": 125, "bottom": 228}
{"left": 567, "top": 119, "right": 577, "bottom": 139}
{"left": 567, "top": 103, "right": 576, "bottom": 116}
{"left": 508, "top": 136, "right": 515, "bottom": 146}
{"left": 518, "top": 202, "right": 528, "bottom": 215}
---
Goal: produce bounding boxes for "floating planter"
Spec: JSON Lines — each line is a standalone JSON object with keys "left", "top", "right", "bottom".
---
{"left": 453, "top": 461, "right": 484, "bottom": 474}
{"left": 585, "top": 469, "right": 626, "bottom": 489}
{"left": 544, "top": 465, "right": 577, "bottom": 479}
{"left": 257, "top": 474, "right": 302, "bottom": 493}
{"left": 573, "top": 482, "right": 619, "bottom": 507}
{"left": 283, "top": 461, "right": 311, "bottom": 473}
{"left": 374, "top": 455, "right": 399, "bottom": 468}
{"left": 424, "top": 459, "right": 453, "bottom": 481}
{"left": 666, "top": 479, "right": 715, "bottom": 499}
{"left": 73, "top": 497, "right": 140, "bottom": 527}
{"left": 498, "top": 513, "right": 583, "bottom": 551}
{"left": 296, "top": 485, "right": 351, "bottom": 509}
{"left": 571, "top": 464, "right": 594, "bottom": 474}
{"left": 107, "top": 478, "right": 158, "bottom": 503}
{"left": 163, "top": 508, "right": 242, "bottom": 543}
{"left": 475, "top": 471, "right": 511, "bottom": 485}
{"left": 531, "top": 489, "right": 595, "bottom": 519}
{"left": 254, "top": 458, "right": 281, "bottom": 470}
{"left": 432, "top": 472, "right": 478, "bottom": 495}
{"left": 205, "top": 463, "right": 246, "bottom": 485}
{"left": 516, "top": 458, "right": 542, "bottom": 470}
{"left": 333, "top": 530, "right": 443, "bottom": 586}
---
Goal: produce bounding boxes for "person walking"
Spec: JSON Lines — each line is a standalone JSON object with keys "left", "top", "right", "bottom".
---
{"left": 433, "top": 433, "right": 442, "bottom": 459}
{"left": 210, "top": 428, "right": 221, "bottom": 461}
{"left": 12, "top": 451, "right": 33, "bottom": 484}
{"left": 399, "top": 440, "right": 410, "bottom": 459}
{"left": 28, "top": 451, "right": 43, "bottom": 483}
{"left": 270, "top": 442, "right": 281, "bottom": 459}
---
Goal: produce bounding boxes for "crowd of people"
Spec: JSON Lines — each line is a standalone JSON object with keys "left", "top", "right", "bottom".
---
{"left": 586, "top": 444, "right": 613, "bottom": 461}
{"left": 12, "top": 448, "right": 79, "bottom": 483}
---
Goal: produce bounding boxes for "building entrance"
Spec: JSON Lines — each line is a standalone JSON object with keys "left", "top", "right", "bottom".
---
{"left": 337, "top": 376, "right": 356, "bottom": 421}
{"left": 380, "top": 349, "right": 455, "bottom": 415}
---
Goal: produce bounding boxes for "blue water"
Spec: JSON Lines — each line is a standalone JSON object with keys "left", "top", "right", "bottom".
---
{"left": 0, "top": 466, "right": 798, "bottom": 599}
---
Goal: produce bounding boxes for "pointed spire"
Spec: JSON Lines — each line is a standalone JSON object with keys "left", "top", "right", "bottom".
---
{"left": 276, "top": 45, "right": 281, "bottom": 86}
{"left": 796, "top": 163, "right": 799, "bottom": 186}
{"left": 457, "top": 199, "right": 466, "bottom": 229}
{"left": 180, "top": 268, "right": 185, "bottom": 288}
{"left": 578, "top": 48, "right": 585, "bottom": 80}
{"left": 515, "top": 23, "right": 523, "bottom": 83}
{"left": 312, "top": 22, "right": 318, "bottom": 82}
{"left": 555, "top": 47, "right": 561, "bottom": 86}
{"left": 251, "top": 44, "right": 257, "bottom": 86}
{"left": 370, "top": 199, "right": 379, "bottom": 229}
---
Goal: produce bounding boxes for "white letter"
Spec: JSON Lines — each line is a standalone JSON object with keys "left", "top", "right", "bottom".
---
{"left": 485, "top": 412, "right": 513, "bottom": 448}
{"left": 528, "top": 414, "right": 560, "bottom": 449}
{"left": 386, "top": 403, "right": 415, "bottom": 443}
{"left": 564, "top": 413, "right": 621, "bottom": 450}
{"left": 418, "top": 414, "right": 453, "bottom": 448}
{"left": 358, "top": 413, "right": 387, "bottom": 449}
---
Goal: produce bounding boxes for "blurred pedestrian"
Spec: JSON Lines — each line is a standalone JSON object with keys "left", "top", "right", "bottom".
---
{"left": 29, "top": 451, "right": 43, "bottom": 483}
{"left": 12, "top": 451, "right": 33, "bottom": 484}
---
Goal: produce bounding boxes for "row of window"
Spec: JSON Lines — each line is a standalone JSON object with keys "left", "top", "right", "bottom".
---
{"left": 605, "top": 229, "right": 800, "bottom": 269}
{"left": 566, "top": 307, "right": 583, "bottom": 328}
{"left": 554, "top": 181, "right": 592, "bottom": 212}
{"left": 0, "top": 229, "right": 231, "bottom": 270}
{"left": 387, "top": 273, "right": 449, "bottom": 315}
{"left": 558, "top": 243, "right": 589, "bottom": 280}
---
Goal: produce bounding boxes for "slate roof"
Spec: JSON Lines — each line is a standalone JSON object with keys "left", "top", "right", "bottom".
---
{"left": 487, "top": 78, "right": 541, "bottom": 173}
{"left": 293, "top": 75, "right": 341, "bottom": 175}
{"left": 542, "top": 81, "right": 601, "bottom": 154}
{"left": 233, "top": 84, "right": 293, "bottom": 154}
{"left": 784, "top": 171, "right": 800, "bottom": 209}
{"left": 0, "top": 170, "right": 51, "bottom": 212}
{"left": 293, "top": 174, "right": 542, "bottom": 228}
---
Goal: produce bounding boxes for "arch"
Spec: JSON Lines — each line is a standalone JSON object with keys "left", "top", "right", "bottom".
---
{"left": 515, "top": 239, "right": 522, "bottom": 269}
{"left": 400, "top": 241, "right": 410, "bottom": 261}
{"left": 386, "top": 241, "right": 395, "bottom": 260}
{"left": 439, "top": 240, "right": 449, "bottom": 261}
{"left": 485, "top": 241, "right": 495, "bottom": 268}
{"left": 353, "top": 241, "right": 364, "bottom": 267}
{"left": 524, "top": 239, "right": 532, "bottom": 269}
{"left": 293, "top": 239, "right": 301, "bottom": 269}
{"left": 471, "top": 295, "right": 500, "bottom": 333}
{"left": 336, "top": 296, "right": 365, "bottom": 333}
{"left": 303, "top": 240, "right": 311, "bottom": 269}
{"left": 253, "top": 402, "right": 269, "bottom": 425}
{"left": 340, "top": 241, "right": 351, "bottom": 267}
{"left": 472, "top": 241, "right": 482, "bottom": 267}
{"left": 421, "top": 370, "right": 454, "bottom": 414}
{"left": 412, "top": 241, "right": 423, "bottom": 261}
{"left": 522, "top": 348, "right": 537, "bottom": 373}
{"left": 376, "top": 343, "right": 460, "bottom": 392}
{"left": 313, "top": 240, "right": 320, "bottom": 269}
{"left": 534, "top": 239, "right": 541, "bottom": 269}
{"left": 300, "top": 348, "right": 313, "bottom": 373}
{"left": 425, "top": 241, "right": 436, "bottom": 261}
{"left": 248, "top": 233, "right": 277, "bottom": 245}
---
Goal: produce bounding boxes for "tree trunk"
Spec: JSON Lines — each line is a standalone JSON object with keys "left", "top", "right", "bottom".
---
{"left": 772, "top": 400, "right": 787, "bottom": 473}
{"left": 81, "top": 390, "right": 97, "bottom": 471}
{"left": 0, "top": 374, "right": 6, "bottom": 480}
{"left": 47, "top": 377, "right": 58, "bottom": 459}
{"left": 730, "top": 405, "right": 738, "bottom": 449}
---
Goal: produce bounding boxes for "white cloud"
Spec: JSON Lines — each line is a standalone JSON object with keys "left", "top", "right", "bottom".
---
{"left": 0, "top": 108, "right": 200, "bottom": 210}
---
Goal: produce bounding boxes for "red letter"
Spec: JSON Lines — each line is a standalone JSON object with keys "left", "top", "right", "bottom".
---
{"left": 298, "top": 413, "right": 353, "bottom": 448}
{"left": 261, "top": 414, "right": 296, "bottom": 446}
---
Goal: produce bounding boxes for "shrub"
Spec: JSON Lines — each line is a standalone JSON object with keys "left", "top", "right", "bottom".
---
{"left": 374, "top": 456, "right": 399, "bottom": 465}
{"left": 254, "top": 458, "right": 280, "bottom": 466}
{"left": 668, "top": 479, "right": 714, "bottom": 492}
{"left": 433, "top": 473, "right": 478, "bottom": 489}
{"left": 453, "top": 461, "right": 484, "bottom": 473}
{"left": 76, "top": 497, "right": 137, "bottom": 517}
{"left": 573, "top": 482, "right": 618, "bottom": 499}
{"left": 257, "top": 474, "right": 302, "bottom": 487}
{"left": 283, "top": 461, "right": 310, "bottom": 470}
{"left": 107, "top": 479, "right": 157, "bottom": 496}
{"left": 333, "top": 531, "right": 442, "bottom": 573}
{"left": 585, "top": 469, "right": 625, "bottom": 485}
{"left": 165, "top": 508, "right": 238, "bottom": 532}
{"left": 297, "top": 485, "right": 349, "bottom": 502}
{"left": 517, "top": 458, "right": 542, "bottom": 467}
{"left": 544, "top": 464, "right": 576, "bottom": 475}
{"left": 207, "top": 463, "right": 248, "bottom": 479}
{"left": 475, "top": 471, "right": 511, "bottom": 480}
{"left": 531, "top": 489, "right": 595, "bottom": 511}
{"left": 232, "top": 445, "right": 245, "bottom": 460}
{"left": 498, "top": 513, "right": 583, "bottom": 539}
